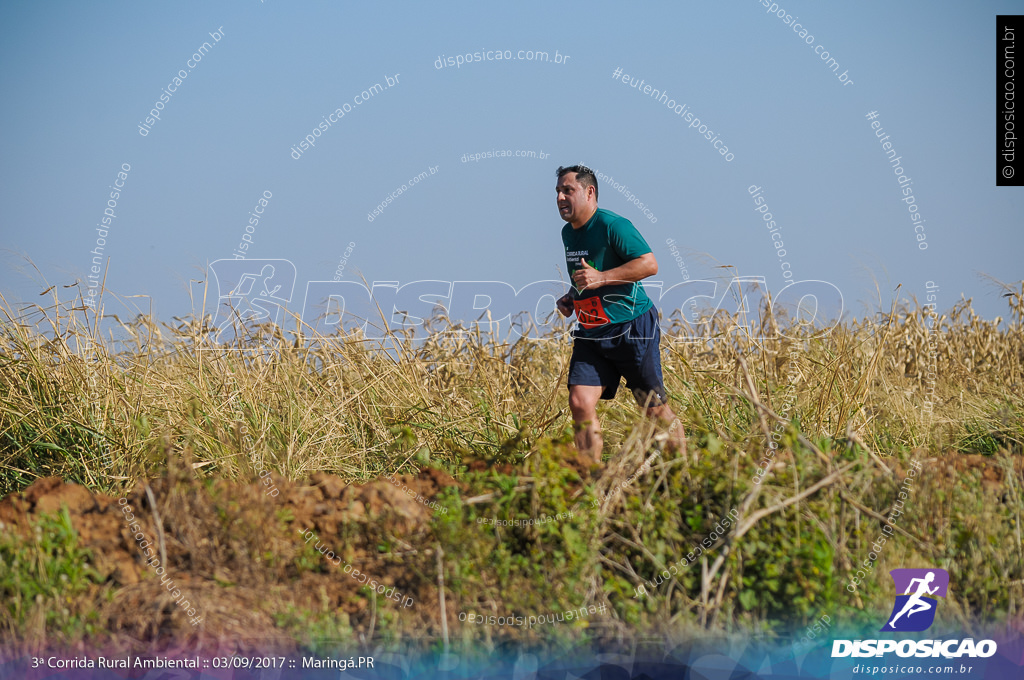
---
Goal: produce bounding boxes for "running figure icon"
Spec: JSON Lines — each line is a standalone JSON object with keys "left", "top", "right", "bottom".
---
{"left": 208, "top": 258, "right": 297, "bottom": 342}
{"left": 888, "top": 571, "right": 938, "bottom": 628}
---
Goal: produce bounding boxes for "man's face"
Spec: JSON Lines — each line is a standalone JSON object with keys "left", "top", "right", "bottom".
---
{"left": 556, "top": 172, "right": 594, "bottom": 225}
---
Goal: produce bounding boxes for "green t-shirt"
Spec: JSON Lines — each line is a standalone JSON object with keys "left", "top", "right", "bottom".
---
{"left": 561, "top": 208, "right": 654, "bottom": 337}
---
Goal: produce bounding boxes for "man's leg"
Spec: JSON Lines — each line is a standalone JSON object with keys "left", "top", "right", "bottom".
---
{"left": 645, "top": 402, "right": 687, "bottom": 456}
{"left": 569, "top": 384, "right": 604, "bottom": 464}
{"left": 622, "top": 307, "right": 688, "bottom": 456}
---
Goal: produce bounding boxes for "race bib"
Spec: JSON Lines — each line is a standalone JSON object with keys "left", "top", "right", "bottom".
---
{"left": 573, "top": 296, "right": 611, "bottom": 329}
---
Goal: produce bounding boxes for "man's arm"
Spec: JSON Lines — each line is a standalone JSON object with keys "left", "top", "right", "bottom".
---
{"left": 572, "top": 252, "right": 658, "bottom": 291}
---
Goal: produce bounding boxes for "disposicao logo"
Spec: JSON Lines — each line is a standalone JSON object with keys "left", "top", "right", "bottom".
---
{"left": 208, "top": 259, "right": 296, "bottom": 340}
{"left": 832, "top": 568, "right": 997, "bottom": 659}
{"left": 882, "top": 568, "right": 948, "bottom": 632}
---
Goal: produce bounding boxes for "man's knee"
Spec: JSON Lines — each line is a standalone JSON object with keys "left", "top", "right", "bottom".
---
{"left": 568, "top": 387, "right": 600, "bottom": 419}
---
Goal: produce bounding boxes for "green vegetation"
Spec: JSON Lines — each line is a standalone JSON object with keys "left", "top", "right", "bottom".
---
{"left": 0, "top": 507, "right": 105, "bottom": 642}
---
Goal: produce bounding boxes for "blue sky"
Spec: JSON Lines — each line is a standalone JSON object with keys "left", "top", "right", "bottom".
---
{"left": 1, "top": 0, "right": 1020, "bottom": 335}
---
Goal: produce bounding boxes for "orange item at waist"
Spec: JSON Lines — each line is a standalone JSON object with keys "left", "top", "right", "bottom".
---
{"left": 573, "top": 296, "right": 611, "bottom": 329}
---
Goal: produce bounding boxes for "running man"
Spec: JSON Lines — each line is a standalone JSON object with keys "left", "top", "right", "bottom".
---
{"left": 888, "top": 571, "right": 939, "bottom": 628}
{"left": 553, "top": 165, "right": 686, "bottom": 465}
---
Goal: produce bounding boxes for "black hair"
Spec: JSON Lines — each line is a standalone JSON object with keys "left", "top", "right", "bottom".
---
{"left": 556, "top": 164, "right": 598, "bottom": 201}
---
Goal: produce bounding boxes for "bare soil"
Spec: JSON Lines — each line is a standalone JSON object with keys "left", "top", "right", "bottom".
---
{"left": 0, "top": 457, "right": 468, "bottom": 655}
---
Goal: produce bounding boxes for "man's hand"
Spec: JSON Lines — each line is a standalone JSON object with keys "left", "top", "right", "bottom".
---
{"left": 556, "top": 293, "right": 574, "bottom": 317}
{"left": 572, "top": 258, "right": 605, "bottom": 291}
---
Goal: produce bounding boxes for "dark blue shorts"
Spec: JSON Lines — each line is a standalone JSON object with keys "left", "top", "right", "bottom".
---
{"left": 567, "top": 305, "right": 668, "bottom": 406}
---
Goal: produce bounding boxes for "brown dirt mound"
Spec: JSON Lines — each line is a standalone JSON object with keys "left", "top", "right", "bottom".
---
{"left": 0, "top": 457, "right": 465, "bottom": 655}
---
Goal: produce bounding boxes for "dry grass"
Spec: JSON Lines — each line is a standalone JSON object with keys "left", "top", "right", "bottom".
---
{"left": 1, "top": 281, "right": 1021, "bottom": 495}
